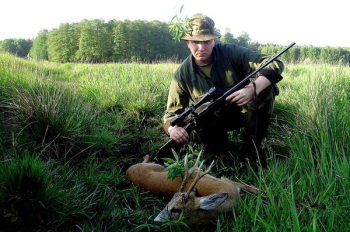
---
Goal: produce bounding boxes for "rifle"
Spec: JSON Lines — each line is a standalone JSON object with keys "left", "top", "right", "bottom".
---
{"left": 153, "top": 42, "right": 296, "bottom": 163}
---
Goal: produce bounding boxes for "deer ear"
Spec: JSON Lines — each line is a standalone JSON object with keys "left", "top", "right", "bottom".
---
{"left": 199, "top": 193, "right": 228, "bottom": 211}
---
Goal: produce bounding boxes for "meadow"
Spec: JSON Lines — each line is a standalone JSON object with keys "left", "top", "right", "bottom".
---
{"left": 0, "top": 52, "right": 349, "bottom": 232}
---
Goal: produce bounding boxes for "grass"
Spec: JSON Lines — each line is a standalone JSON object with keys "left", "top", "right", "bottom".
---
{"left": 0, "top": 154, "right": 65, "bottom": 231}
{"left": 0, "top": 52, "right": 349, "bottom": 231}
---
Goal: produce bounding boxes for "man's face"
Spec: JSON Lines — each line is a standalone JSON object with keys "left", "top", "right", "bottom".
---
{"left": 186, "top": 40, "right": 215, "bottom": 65}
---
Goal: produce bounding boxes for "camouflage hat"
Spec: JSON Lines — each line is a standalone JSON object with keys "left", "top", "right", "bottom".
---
{"left": 181, "top": 13, "right": 221, "bottom": 41}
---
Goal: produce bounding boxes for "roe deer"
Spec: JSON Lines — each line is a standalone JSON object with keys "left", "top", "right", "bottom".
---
{"left": 126, "top": 153, "right": 259, "bottom": 224}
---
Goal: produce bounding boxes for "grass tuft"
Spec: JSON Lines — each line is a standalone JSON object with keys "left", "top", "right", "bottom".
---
{"left": 0, "top": 154, "right": 65, "bottom": 231}
{"left": 3, "top": 83, "right": 97, "bottom": 158}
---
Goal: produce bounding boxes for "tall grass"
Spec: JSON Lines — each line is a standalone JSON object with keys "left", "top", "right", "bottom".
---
{"left": 0, "top": 52, "right": 349, "bottom": 231}
{"left": 3, "top": 83, "right": 97, "bottom": 158}
{"left": 0, "top": 154, "right": 65, "bottom": 231}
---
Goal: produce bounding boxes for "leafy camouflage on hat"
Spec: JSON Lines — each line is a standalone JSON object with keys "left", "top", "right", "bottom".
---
{"left": 181, "top": 13, "right": 221, "bottom": 41}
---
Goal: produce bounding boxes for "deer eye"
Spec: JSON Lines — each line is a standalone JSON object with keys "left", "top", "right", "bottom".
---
{"left": 170, "top": 208, "right": 182, "bottom": 218}
{"left": 171, "top": 208, "right": 182, "bottom": 214}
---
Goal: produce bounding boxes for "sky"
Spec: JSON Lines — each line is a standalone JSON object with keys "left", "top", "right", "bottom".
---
{"left": 0, "top": 0, "right": 349, "bottom": 47}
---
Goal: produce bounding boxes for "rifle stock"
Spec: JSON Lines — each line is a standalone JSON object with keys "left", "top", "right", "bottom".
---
{"left": 153, "top": 42, "right": 296, "bottom": 163}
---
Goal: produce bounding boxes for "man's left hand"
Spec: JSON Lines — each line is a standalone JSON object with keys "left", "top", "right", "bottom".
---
{"left": 225, "top": 76, "right": 272, "bottom": 106}
{"left": 225, "top": 85, "right": 255, "bottom": 106}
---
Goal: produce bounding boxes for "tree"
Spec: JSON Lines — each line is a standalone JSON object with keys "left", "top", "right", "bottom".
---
{"left": 112, "top": 20, "right": 188, "bottom": 62}
{"left": 0, "top": 39, "right": 17, "bottom": 54}
{"left": 113, "top": 20, "right": 132, "bottom": 61}
{"left": 220, "top": 31, "right": 251, "bottom": 48}
{"left": 14, "top": 39, "right": 32, "bottom": 57}
{"left": 75, "top": 19, "right": 113, "bottom": 63}
{"left": 236, "top": 31, "right": 250, "bottom": 48}
{"left": 0, "top": 39, "right": 32, "bottom": 57}
{"left": 220, "top": 32, "right": 237, "bottom": 44}
{"left": 47, "top": 23, "right": 80, "bottom": 63}
{"left": 30, "top": 30, "right": 49, "bottom": 60}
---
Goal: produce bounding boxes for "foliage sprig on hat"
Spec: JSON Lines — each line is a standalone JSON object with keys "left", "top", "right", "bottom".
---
{"left": 168, "top": 6, "right": 192, "bottom": 42}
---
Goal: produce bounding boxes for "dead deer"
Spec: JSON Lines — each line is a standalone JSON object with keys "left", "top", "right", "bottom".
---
{"left": 126, "top": 153, "right": 259, "bottom": 224}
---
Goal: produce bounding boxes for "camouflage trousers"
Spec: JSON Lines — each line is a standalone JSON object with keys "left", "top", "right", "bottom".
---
{"left": 191, "top": 85, "right": 276, "bottom": 161}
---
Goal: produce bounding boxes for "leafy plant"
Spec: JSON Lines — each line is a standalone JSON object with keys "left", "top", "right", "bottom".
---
{"left": 163, "top": 150, "right": 186, "bottom": 180}
{"left": 168, "top": 5, "right": 192, "bottom": 42}
{"left": 163, "top": 149, "right": 201, "bottom": 180}
{"left": 135, "top": 211, "right": 190, "bottom": 232}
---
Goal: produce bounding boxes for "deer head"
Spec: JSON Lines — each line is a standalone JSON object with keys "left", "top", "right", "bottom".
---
{"left": 154, "top": 153, "right": 228, "bottom": 224}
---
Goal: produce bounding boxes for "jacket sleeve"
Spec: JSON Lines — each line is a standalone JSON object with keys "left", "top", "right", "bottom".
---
{"left": 250, "top": 53, "right": 284, "bottom": 84}
{"left": 255, "top": 50, "right": 284, "bottom": 84}
{"left": 258, "top": 67, "right": 283, "bottom": 84}
{"left": 162, "top": 77, "right": 189, "bottom": 134}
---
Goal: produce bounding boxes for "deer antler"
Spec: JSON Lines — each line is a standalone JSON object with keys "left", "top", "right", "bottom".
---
{"left": 184, "top": 156, "right": 215, "bottom": 199}
{"left": 178, "top": 152, "right": 216, "bottom": 198}
{"left": 178, "top": 152, "right": 203, "bottom": 193}
{"left": 178, "top": 154, "right": 189, "bottom": 192}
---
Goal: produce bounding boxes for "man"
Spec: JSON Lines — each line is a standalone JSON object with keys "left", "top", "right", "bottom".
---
{"left": 163, "top": 13, "right": 284, "bottom": 163}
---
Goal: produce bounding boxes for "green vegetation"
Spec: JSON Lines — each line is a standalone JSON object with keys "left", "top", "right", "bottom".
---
{"left": 42, "top": 19, "right": 189, "bottom": 63}
{"left": 0, "top": 39, "right": 32, "bottom": 58}
{"left": 0, "top": 52, "right": 349, "bottom": 231}
{"left": 261, "top": 45, "right": 350, "bottom": 65}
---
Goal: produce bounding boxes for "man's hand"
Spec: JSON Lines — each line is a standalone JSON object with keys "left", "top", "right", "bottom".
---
{"left": 225, "top": 76, "right": 271, "bottom": 106}
{"left": 168, "top": 125, "right": 189, "bottom": 144}
{"left": 225, "top": 84, "right": 255, "bottom": 106}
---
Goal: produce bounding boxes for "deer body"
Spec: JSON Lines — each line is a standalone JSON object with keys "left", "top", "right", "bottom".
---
{"left": 126, "top": 162, "right": 247, "bottom": 202}
{"left": 126, "top": 155, "right": 258, "bottom": 224}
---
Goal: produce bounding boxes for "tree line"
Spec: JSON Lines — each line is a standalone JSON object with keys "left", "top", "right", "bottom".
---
{"left": 259, "top": 44, "right": 350, "bottom": 64}
{"left": 1, "top": 19, "right": 350, "bottom": 64}
{"left": 0, "top": 39, "right": 32, "bottom": 58}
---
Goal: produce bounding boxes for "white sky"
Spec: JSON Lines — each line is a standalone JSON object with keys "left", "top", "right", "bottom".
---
{"left": 0, "top": 0, "right": 349, "bottom": 47}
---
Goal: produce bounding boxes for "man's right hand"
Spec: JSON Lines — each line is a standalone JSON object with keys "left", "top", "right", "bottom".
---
{"left": 168, "top": 126, "right": 189, "bottom": 144}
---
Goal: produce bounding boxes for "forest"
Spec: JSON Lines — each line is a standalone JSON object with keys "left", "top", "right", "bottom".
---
{"left": 1, "top": 18, "right": 350, "bottom": 64}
